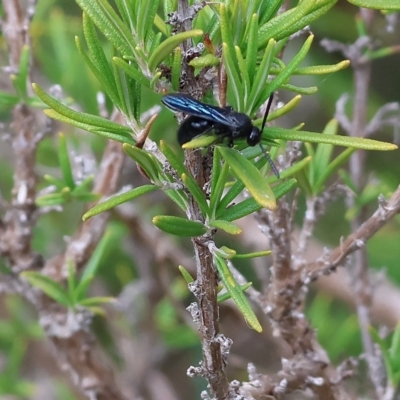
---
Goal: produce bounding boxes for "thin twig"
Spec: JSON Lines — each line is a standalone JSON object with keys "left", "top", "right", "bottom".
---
{"left": 175, "top": 1, "right": 230, "bottom": 398}
{"left": 307, "top": 185, "right": 400, "bottom": 279}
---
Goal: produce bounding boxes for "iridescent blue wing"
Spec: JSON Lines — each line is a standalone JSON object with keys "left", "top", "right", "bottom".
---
{"left": 162, "top": 94, "right": 237, "bottom": 127}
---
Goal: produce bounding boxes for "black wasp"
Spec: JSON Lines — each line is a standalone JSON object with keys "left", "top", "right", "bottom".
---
{"left": 161, "top": 93, "right": 280, "bottom": 178}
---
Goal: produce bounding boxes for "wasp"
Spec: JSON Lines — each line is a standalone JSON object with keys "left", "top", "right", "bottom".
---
{"left": 162, "top": 93, "right": 279, "bottom": 178}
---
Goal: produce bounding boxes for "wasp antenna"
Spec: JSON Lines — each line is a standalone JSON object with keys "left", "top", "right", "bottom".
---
{"left": 260, "top": 93, "right": 274, "bottom": 133}
{"left": 259, "top": 94, "right": 279, "bottom": 178}
{"left": 259, "top": 142, "right": 280, "bottom": 179}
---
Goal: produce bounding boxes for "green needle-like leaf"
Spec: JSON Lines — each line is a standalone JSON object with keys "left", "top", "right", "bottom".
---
{"left": 313, "top": 148, "right": 354, "bottom": 194}
{"left": 294, "top": 60, "right": 350, "bottom": 74}
{"left": 179, "top": 265, "right": 195, "bottom": 284}
{"left": 148, "top": 30, "right": 203, "bottom": 72}
{"left": 217, "top": 179, "right": 297, "bottom": 221}
{"left": 218, "top": 282, "right": 253, "bottom": 303}
{"left": 137, "top": 0, "right": 160, "bottom": 45}
{"left": 123, "top": 144, "right": 162, "bottom": 182}
{"left": 33, "top": 83, "right": 134, "bottom": 141}
{"left": 234, "top": 250, "right": 272, "bottom": 259}
{"left": 113, "top": 56, "right": 133, "bottom": 120}
{"left": 163, "top": 0, "right": 175, "bottom": 22}
{"left": 21, "top": 272, "right": 71, "bottom": 308}
{"left": 247, "top": 38, "right": 276, "bottom": 113}
{"left": 81, "top": 13, "right": 120, "bottom": 102}
{"left": 67, "top": 262, "right": 78, "bottom": 300}
{"left": 217, "top": 179, "right": 246, "bottom": 213}
{"left": 171, "top": 47, "right": 182, "bottom": 91}
{"left": 235, "top": 46, "right": 250, "bottom": 104}
{"left": 245, "top": 14, "right": 259, "bottom": 85}
{"left": 214, "top": 254, "right": 262, "bottom": 332}
{"left": 259, "top": 0, "right": 337, "bottom": 48}
{"left": 222, "top": 42, "right": 244, "bottom": 111}
{"left": 76, "top": 0, "right": 138, "bottom": 58}
{"left": 218, "top": 148, "right": 278, "bottom": 208}
{"left": 260, "top": 0, "right": 284, "bottom": 25}
{"left": 266, "top": 156, "right": 312, "bottom": 184}
{"left": 150, "top": 71, "right": 162, "bottom": 88}
{"left": 113, "top": 0, "right": 132, "bottom": 28}
{"left": 75, "top": 225, "right": 124, "bottom": 301}
{"left": 189, "top": 54, "right": 220, "bottom": 68}
{"left": 75, "top": 36, "right": 120, "bottom": 109}
{"left": 58, "top": 133, "right": 75, "bottom": 190}
{"left": 0, "top": 91, "right": 19, "bottom": 108}
{"left": 181, "top": 174, "right": 209, "bottom": 216}
{"left": 181, "top": 134, "right": 219, "bottom": 149}
{"left": 256, "top": 95, "right": 301, "bottom": 123}
{"left": 113, "top": 57, "right": 151, "bottom": 87}
{"left": 389, "top": 323, "right": 400, "bottom": 367}
{"left": 12, "top": 45, "right": 30, "bottom": 100}
{"left": 72, "top": 175, "right": 95, "bottom": 194}
{"left": 153, "top": 215, "right": 208, "bottom": 237}
{"left": 148, "top": 32, "right": 163, "bottom": 55}
{"left": 132, "top": 76, "right": 142, "bottom": 124}
{"left": 309, "top": 119, "right": 337, "bottom": 187}
{"left": 280, "top": 83, "right": 318, "bottom": 95}
{"left": 216, "top": 246, "right": 237, "bottom": 259}
{"left": 159, "top": 140, "right": 190, "bottom": 178}
{"left": 347, "top": 0, "right": 400, "bottom": 10}
{"left": 210, "top": 160, "right": 230, "bottom": 217}
{"left": 285, "top": 0, "right": 337, "bottom": 41}
{"left": 218, "top": 147, "right": 276, "bottom": 210}
{"left": 267, "top": 127, "right": 398, "bottom": 150}
{"left": 204, "top": 13, "right": 220, "bottom": 42}
{"left": 209, "top": 220, "right": 242, "bottom": 235}
{"left": 35, "top": 192, "right": 71, "bottom": 207}
{"left": 219, "top": 4, "right": 238, "bottom": 74}
{"left": 44, "top": 109, "right": 136, "bottom": 145}
{"left": 258, "top": 0, "right": 317, "bottom": 48}
{"left": 263, "top": 35, "right": 314, "bottom": 106}
{"left": 164, "top": 187, "right": 189, "bottom": 212}
{"left": 210, "top": 145, "right": 222, "bottom": 200}
{"left": 154, "top": 13, "right": 168, "bottom": 36}
{"left": 79, "top": 296, "right": 116, "bottom": 307}
{"left": 83, "top": 185, "right": 157, "bottom": 221}
{"left": 231, "top": 0, "right": 246, "bottom": 46}
{"left": 43, "top": 174, "right": 65, "bottom": 190}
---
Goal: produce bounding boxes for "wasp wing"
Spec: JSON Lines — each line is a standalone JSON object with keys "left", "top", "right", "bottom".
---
{"left": 162, "top": 94, "right": 236, "bottom": 127}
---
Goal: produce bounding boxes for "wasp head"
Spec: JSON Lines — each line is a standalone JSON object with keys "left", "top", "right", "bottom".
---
{"left": 247, "top": 126, "right": 261, "bottom": 146}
